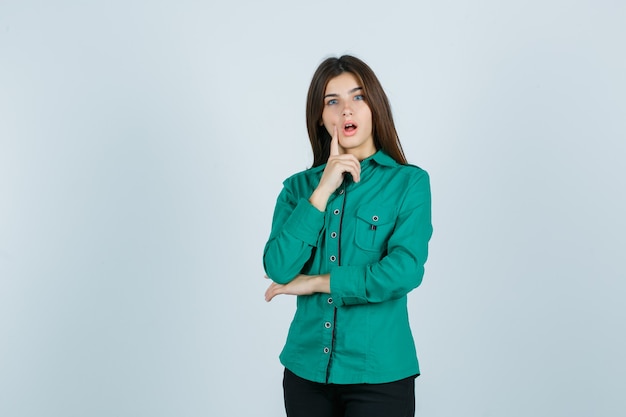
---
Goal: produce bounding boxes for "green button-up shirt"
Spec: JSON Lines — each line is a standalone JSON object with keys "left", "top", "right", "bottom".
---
{"left": 263, "top": 150, "right": 432, "bottom": 384}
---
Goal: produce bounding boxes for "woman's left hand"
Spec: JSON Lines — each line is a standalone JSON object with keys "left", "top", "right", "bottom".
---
{"left": 265, "top": 274, "right": 330, "bottom": 302}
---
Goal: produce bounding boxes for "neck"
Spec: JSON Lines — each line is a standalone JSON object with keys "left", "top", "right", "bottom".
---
{"left": 346, "top": 147, "right": 376, "bottom": 162}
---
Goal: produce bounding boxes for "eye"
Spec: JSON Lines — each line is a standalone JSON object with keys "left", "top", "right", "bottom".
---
{"left": 354, "top": 94, "right": 365, "bottom": 101}
{"left": 326, "top": 99, "right": 338, "bottom": 105}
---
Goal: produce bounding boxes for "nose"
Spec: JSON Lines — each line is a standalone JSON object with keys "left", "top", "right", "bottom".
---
{"left": 342, "top": 105, "right": 353, "bottom": 117}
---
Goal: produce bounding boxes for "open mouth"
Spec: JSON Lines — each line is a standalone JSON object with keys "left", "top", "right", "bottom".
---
{"left": 343, "top": 122, "right": 358, "bottom": 135}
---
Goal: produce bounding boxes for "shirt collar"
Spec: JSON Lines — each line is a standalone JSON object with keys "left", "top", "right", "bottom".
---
{"left": 365, "top": 149, "right": 399, "bottom": 168}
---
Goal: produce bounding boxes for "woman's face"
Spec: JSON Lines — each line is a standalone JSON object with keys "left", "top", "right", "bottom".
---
{"left": 321, "top": 72, "right": 375, "bottom": 160}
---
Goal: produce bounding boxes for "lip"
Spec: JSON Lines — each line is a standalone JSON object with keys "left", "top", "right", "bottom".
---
{"left": 342, "top": 120, "right": 358, "bottom": 137}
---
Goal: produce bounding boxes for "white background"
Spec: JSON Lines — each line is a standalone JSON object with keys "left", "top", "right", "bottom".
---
{"left": 1, "top": 1, "right": 625, "bottom": 416}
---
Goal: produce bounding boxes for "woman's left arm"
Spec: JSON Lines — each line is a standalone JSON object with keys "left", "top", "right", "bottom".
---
{"left": 330, "top": 170, "right": 433, "bottom": 306}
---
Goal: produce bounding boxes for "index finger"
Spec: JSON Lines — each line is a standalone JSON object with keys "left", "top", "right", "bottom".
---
{"left": 330, "top": 126, "right": 340, "bottom": 156}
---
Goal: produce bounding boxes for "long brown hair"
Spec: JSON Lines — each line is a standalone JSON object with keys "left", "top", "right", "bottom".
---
{"left": 306, "top": 55, "right": 407, "bottom": 167}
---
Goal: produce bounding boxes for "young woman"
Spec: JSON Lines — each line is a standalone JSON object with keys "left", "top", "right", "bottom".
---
{"left": 263, "top": 55, "right": 432, "bottom": 417}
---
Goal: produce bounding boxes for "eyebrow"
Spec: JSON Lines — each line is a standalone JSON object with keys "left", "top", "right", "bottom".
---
{"left": 324, "top": 86, "right": 363, "bottom": 99}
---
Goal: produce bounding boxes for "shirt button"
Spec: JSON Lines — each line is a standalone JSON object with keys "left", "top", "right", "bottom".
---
{"left": 333, "top": 209, "right": 340, "bottom": 215}
{"left": 327, "top": 297, "right": 333, "bottom": 304}
{"left": 339, "top": 189, "right": 344, "bottom": 195}
{"left": 323, "top": 347, "right": 330, "bottom": 354}
{"left": 324, "top": 322, "right": 332, "bottom": 329}
{"left": 329, "top": 255, "right": 336, "bottom": 262}
{"left": 372, "top": 215, "right": 379, "bottom": 222}
{"left": 330, "top": 232, "right": 337, "bottom": 238}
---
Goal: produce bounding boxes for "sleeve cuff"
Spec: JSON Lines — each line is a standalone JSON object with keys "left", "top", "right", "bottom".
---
{"left": 330, "top": 265, "right": 368, "bottom": 306}
{"left": 282, "top": 198, "right": 325, "bottom": 247}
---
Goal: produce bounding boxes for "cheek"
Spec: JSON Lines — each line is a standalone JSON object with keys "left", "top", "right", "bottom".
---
{"left": 361, "top": 107, "right": 373, "bottom": 126}
{"left": 321, "top": 109, "right": 339, "bottom": 127}
{"left": 358, "top": 102, "right": 372, "bottom": 117}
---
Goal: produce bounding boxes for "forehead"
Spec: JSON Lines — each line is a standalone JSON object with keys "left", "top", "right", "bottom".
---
{"left": 324, "top": 72, "right": 361, "bottom": 94}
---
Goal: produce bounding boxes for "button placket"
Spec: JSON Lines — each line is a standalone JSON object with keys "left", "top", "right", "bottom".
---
{"left": 323, "top": 189, "right": 343, "bottom": 365}
{"left": 326, "top": 192, "right": 344, "bottom": 269}
{"left": 321, "top": 306, "right": 335, "bottom": 359}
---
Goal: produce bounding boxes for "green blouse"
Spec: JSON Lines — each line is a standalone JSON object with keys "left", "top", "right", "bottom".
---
{"left": 263, "top": 150, "right": 432, "bottom": 384}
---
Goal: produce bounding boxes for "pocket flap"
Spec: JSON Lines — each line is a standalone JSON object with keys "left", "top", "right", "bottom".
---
{"left": 355, "top": 204, "right": 395, "bottom": 226}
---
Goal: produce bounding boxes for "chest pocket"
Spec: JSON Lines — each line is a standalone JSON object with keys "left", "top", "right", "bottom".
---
{"left": 354, "top": 204, "right": 396, "bottom": 252}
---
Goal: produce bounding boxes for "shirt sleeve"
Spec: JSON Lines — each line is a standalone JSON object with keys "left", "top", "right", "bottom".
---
{"left": 263, "top": 184, "right": 326, "bottom": 284}
{"left": 330, "top": 170, "right": 433, "bottom": 306}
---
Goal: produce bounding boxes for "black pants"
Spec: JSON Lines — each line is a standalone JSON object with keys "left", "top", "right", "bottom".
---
{"left": 283, "top": 368, "right": 416, "bottom": 417}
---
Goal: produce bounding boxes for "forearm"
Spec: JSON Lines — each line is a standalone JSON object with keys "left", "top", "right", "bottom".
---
{"left": 308, "top": 187, "right": 333, "bottom": 212}
{"left": 330, "top": 256, "right": 425, "bottom": 306}
{"left": 263, "top": 234, "right": 316, "bottom": 284}
{"left": 265, "top": 273, "right": 330, "bottom": 302}
{"left": 313, "top": 273, "right": 331, "bottom": 293}
{"left": 264, "top": 197, "right": 326, "bottom": 283}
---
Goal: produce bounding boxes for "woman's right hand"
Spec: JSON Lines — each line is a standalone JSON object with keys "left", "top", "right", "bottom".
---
{"left": 309, "top": 126, "right": 361, "bottom": 211}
